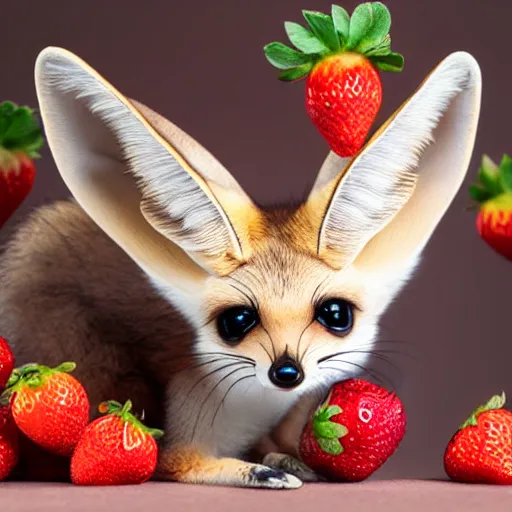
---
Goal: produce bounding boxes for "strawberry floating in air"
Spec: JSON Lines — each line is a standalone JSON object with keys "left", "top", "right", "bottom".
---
{"left": 0, "top": 101, "right": 44, "bottom": 228}
{"left": 264, "top": 2, "right": 404, "bottom": 157}
{"left": 71, "top": 400, "right": 163, "bottom": 486}
{"left": 299, "top": 379, "right": 406, "bottom": 482}
{"left": 0, "top": 405, "right": 18, "bottom": 481}
{"left": 444, "top": 392, "right": 512, "bottom": 485}
{"left": 1, "top": 362, "right": 90, "bottom": 456}
{"left": 469, "top": 154, "right": 512, "bottom": 261}
{"left": 0, "top": 336, "right": 15, "bottom": 390}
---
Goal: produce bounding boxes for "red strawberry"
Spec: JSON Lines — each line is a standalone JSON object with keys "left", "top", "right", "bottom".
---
{"left": 0, "top": 405, "right": 19, "bottom": 481}
{"left": 0, "top": 101, "right": 44, "bottom": 228}
{"left": 444, "top": 392, "right": 512, "bottom": 485}
{"left": 71, "top": 400, "right": 163, "bottom": 486}
{"left": 299, "top": 379, "right": 406, "bottom": 481}
{"left": 1, "top": 362, "right": 90, "bottom": 456}
{"left": 0, "top": 336, "right": 14, "bottom": 390}
{"left": 264, "top": 2, "right": 403, "bottom": 157}
{"left": 469, "top": 154, "right": 512, "bottom": 261}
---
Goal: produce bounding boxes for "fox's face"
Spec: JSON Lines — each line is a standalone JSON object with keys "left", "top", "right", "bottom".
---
{"left": 183, "top": 225, "right": 401, "bottom": 400}
{"left": 34, "top": 48, "right": 481, "bottom": 407}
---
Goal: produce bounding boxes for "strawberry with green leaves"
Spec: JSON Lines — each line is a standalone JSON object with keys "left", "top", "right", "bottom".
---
{"left": 469, "top": 154, "right": 512, "bottom": 261}
{"left": 264, "top": 2, "right": 403, "bottom": 157}
{"left": 0, "top": 101, "right": 43, "bottom": 228}
{"left": 1, "top": 362, "right": 90, "bottom": 457}
{"left": 444, "top": 392, "right": 512, "bottom": 485}
{"left": 71, "top": 400, "right": 163, "bottom": 486}
{"left": 299, "top": 379, "right": 406, "bottom": 482}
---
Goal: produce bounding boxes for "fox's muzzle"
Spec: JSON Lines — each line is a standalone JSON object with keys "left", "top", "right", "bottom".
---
{"left": 268, "top": 355, "right": 304, "bottom": 389}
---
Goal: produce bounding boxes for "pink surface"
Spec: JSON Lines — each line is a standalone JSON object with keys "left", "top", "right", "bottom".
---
{"left": 1, "top": 480, "right": 512, "bottom": 512}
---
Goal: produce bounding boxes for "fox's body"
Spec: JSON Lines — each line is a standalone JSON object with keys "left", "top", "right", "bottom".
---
{"left": 0, "top": 47, "right": 481, "bottom": 488}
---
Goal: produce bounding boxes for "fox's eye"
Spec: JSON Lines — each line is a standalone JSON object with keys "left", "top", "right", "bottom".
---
{"left": 315, "top": 299, "right": 353, "bottom": 335}
{"left": 217, "top": 306, "right": 259, "bottom": 344}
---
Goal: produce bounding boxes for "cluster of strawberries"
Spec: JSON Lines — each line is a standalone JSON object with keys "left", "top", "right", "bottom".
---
{"left": 0, "top": 336, "right": 162, "bottom": 485}
{"left": 299, "top": 378, "right": 512, "bottom": 484}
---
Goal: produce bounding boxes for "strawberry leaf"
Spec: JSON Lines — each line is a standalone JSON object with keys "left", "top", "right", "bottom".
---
{"left": 284, "top": 21, "right": 329, "bottom": 54}
{"left": 317, "top": 436, "right": 343, "bottom": 455}
{"left": 0, "top": 101, "right": 44, "bottom": 157}
{"left": 325, "top": 405, "right": 342, "bottom": 419}
{"left": 485, "top": 391, "right": 507, "bottom": 410}
{"left": 469, "top": 185, "right": 492, "bottom": 203}
{"left": 371, "top": 52, "right": 404, "bottom": 72}
{"left": 363, "top": 34, "right": 391, "bottom": 56}
{"left": 315, "top": 421, "right": 348, "bottom": 439}
{"left": 331, "top": 4, "right": 350, "bottom": 46}
{"left": 54, "top": 362, "right": 77, "bottom": 373}
{"left": 481, "top": 154, "right": 498, "bottom": 175}
{"left": 364, "top": 3, "right": 391, "bottom": 44}
{"left": 346, "top": 3, "right": 374, "bottom": 50}
{"left": 302, "top": 10, "right": 340, "bottom": 52}
{"left": 278, "top": 62, "right": 314, "bottom": 82}
{"left": 498, "top": 154, "right": 512, "bottom": 192}
{"left": 460, "top": 392, "right": 506, "bottom": 429}
{"left": 478, "top": 155, "right": 503, "bottom": 196}
{"left": 263, "top": 42, "right": 313, "bottom": 70}
{"left": 0, "top": 102, "right": 15, "bottom": 138}
{"left": 147, "top": 428, "right": 164, "bottom": 439}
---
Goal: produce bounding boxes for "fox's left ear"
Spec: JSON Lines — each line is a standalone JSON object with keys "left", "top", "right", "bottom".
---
{"left": 34, "top": 47, "right": 262, "bottom": 293}
{"left": 306, "top": 51, "right": 481, "bottom": 274}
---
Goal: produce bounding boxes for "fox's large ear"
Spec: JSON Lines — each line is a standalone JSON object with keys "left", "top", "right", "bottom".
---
{"left": 306, "top": 52, "right": 481, "bottom": 273}
{"left": 35, "top": 47, "right": 261, "bottom": 292}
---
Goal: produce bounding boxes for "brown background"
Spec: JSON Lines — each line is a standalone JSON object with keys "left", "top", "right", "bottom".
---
{"left": 1, "top": 0, "right": 511, "bottom": 480}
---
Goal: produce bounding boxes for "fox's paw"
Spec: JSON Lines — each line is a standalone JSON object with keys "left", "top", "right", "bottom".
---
{"left": 157, "top": 446, "right": 302, "bottom": 490}
{"left": 248, "top": 465, "right": 303, "bottom": 489}
{"left": 262, "top": 453, "right": 323, "bottom": 483}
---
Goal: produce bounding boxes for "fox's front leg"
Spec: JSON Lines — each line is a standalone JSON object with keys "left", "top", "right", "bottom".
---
{"left": 156, "top": 445, "right": 302, "bottom": 489}
{"left": 257, "top": 391, "right": 325, "bottom": 482}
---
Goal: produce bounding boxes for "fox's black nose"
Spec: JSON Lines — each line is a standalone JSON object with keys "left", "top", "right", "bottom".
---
{"left": 269, "top": 357, "right": 303, "bottom": 389}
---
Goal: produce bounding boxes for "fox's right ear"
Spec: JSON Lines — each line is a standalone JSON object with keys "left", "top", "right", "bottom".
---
{"left": 305, "top": 51, "right": 482, "bottom": 276}
{"left": 34, "top": 47, "right": 262, "bottom": 294}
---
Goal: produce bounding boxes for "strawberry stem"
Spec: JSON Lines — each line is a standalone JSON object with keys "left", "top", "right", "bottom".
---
{"left": 121, "top": 399, "right": 133, "bottom": 416}
{"left": 460, "top": 391, "right": 507, "bottom": 429}
{"left": 98, "top": 399, "right": 164, "bottom": 439}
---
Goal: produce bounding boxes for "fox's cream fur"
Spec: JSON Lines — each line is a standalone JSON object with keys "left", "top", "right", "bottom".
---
{"left": 0, "top": 48, "right": 481, "bottom": 488}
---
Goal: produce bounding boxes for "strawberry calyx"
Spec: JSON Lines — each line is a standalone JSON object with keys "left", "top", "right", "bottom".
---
{"left": 0, "top": 101, "right": 44, "bottom": 164}
{"left": 0, "top": 362, "right": 76, "bottom": 405}
{"left": 459, "top": 391, "right": 506, "bottom": 430}
{"left": 312, "top": 401, "right": 348, "bottom": 455}
{"left": 469, "top": 154, "right": 512, "bottom": 207}
{"left": 98, "top": 400, "right": 164, "bottom": 439}
{"left": 263, "top": 2, "right": 404, "bottom": 82}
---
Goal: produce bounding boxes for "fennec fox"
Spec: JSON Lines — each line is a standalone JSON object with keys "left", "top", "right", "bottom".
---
{"left": 0, "top": 48, "right": 481, "bottom": 489}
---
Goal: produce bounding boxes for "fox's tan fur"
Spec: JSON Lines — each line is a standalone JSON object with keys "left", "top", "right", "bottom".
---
{"left": 0, "top": 48, "right": 481, "bottom": 488}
